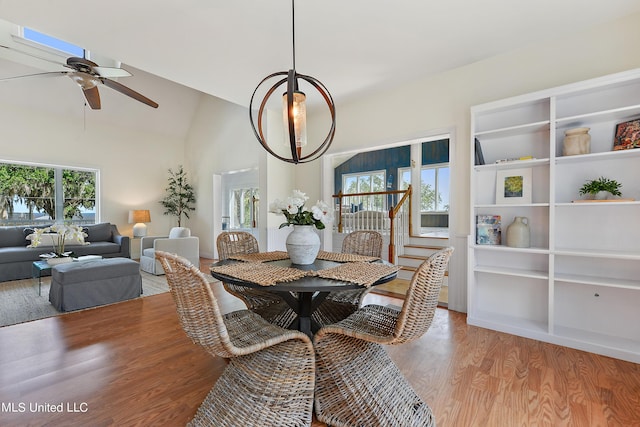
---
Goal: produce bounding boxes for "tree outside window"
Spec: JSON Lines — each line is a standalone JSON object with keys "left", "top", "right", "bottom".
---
{"left": 342, "top": 171, "right": 385, "bottom": 210}
{"left": 229, "top": 187, "right": 259, "bottom": 229}
{"left": 0, "top": 162, "right": 97, "bottom": 225}
{"left": 399, "top": 164, "right": 449, "bottom": 212}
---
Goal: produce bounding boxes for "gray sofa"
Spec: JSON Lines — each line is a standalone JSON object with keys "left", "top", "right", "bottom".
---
{"left": 0, "top": 223, "right": 130, "bottom": 282}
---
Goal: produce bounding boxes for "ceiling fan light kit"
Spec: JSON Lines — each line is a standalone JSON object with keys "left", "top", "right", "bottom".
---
{"left": 249, "top": 0, "right": 336, "bottom": 164}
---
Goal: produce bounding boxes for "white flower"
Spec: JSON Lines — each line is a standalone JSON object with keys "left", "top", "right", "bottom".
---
{"left": 291, "top": 189, "right": 308, "bottom": 202}
{"left": 27, "top": 224, "right": 88, "bottom": 256}
{"left": 269, "top": 199, "right": 287, "bottom": 213}
{"left": 270, "top": 190, "right": 332, "bottom": 230}
{"left": 311, "top": 200, "right": 334, "bottom": 225}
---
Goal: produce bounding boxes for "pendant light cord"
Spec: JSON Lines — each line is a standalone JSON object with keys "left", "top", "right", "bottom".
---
{"left": 291, "top": 0, "right": 296, "bottom": 71}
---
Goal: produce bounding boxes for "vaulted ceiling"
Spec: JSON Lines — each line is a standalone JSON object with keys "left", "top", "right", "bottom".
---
{"left": 0, "top": 1, "right": 639, "bottom": 114}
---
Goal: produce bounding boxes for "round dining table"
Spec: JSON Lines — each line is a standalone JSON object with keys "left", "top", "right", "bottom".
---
{"left": 210, "top": 257, "right": 397, "bottom": 337}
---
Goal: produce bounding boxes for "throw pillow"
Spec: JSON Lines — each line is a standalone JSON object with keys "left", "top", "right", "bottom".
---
{"left": 83, "top": 223, "right": 112, "bottom": 242}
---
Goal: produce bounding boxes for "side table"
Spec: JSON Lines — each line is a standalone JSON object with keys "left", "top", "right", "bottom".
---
{"left": 32, "top": 260, "right": 52, "bottom": 296}
{"left": 130, "top": 236, "right": 142, "bottom": 260}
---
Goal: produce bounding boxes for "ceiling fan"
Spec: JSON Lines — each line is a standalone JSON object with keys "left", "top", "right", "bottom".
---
{"left": 0, "top": 45, "right": 158, "bottom": 110}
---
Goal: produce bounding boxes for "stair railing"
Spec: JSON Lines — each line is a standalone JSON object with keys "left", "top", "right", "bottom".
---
{"left": 333, "top": 185, "right": 412, "bottom": 263}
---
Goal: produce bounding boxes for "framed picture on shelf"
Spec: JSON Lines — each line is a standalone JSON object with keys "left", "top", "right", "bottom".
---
{"left": 613, "top": 118, "right": 640, "bottom": 150}
{"left": 476, "top": 215, "right": 501, "bottom": 245}
{"left": 495, "top": 168, "right": 532, "bottom": 204}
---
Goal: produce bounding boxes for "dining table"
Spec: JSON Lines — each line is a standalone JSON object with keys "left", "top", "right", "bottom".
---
{"left": 210, "top": 250, "right": 399, "bottom": 337}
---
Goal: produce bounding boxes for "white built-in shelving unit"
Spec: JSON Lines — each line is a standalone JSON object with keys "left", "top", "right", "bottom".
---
{"left": 468, "top": 69, "right": 640, "bottom": 363}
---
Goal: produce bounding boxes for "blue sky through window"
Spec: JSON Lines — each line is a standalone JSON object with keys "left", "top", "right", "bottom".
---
{"left": 23, "top": 27, "right": 84, "bottom": 57}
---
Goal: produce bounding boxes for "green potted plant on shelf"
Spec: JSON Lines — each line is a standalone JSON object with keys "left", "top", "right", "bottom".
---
{"left": 578, "top": 176, "right": 622, "bottom": 200}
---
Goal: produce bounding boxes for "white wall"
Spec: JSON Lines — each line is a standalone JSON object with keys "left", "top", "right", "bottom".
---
{"left": 296, "top": 12, "right": 640, "bottom": 312}
{"left": 0, "top": 101, "right": 184, "bottom": 237}
{"left": 184, "top": 94, "right": 262, "bottom": 258}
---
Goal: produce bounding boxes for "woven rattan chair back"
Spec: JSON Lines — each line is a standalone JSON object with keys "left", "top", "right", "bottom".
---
{"left": 341, "top": 230, "right": 383, "bottom": 258}
{"left": 156, "top": 250, "right": 240, "bottom": 359}
{"left": 217, "top": 231, "right": 260, "bottom": 260}
{"left": 393, "top": 246, "right": 453, "bottom": 344}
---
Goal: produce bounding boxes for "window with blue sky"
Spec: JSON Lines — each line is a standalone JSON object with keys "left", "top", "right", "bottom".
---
{"left": 23, "top": 27, "right": 84, "bottom": 57}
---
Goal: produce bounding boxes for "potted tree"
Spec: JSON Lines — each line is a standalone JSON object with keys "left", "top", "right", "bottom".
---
{"left": 578, "top": 176, "right": 622, "bottom": 200}
{"left": 160, "top": 166, "right": 196, "bottom": 227}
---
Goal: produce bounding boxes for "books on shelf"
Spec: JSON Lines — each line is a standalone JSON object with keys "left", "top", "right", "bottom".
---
{"left": 476, "top": 215, "right": 501, "bottom": 245}
{"left": 495, "top": 156, "right": 535, "bottom": 164}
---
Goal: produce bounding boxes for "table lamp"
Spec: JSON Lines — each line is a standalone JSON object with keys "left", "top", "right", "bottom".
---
{"left": 129, "top": 210, "right": 151, "bottom": 237}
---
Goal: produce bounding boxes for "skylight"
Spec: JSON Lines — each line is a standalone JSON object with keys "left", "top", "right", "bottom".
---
{"left": 23, "top": 27, "right": 84, "bottom": 57}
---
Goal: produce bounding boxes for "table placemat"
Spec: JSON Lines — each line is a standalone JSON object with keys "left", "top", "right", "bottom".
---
{"left": 228, "top": 251, "right": 290, "bottom": 263}
{"left": 211, "top": 262, "right": 309, "bottom": 286}
{"left": 316, "top": 251, "right": 379, "bottom": 263}
{"left": 315, "top": 262, "right": 400, "bottom": 287}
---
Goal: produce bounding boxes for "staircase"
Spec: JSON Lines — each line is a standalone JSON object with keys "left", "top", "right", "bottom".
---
{"left": 396, "top": 235, "right": 450, "bottom": 284}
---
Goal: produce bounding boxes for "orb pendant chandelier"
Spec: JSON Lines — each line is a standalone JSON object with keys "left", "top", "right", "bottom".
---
{"left": 249, "top": 0, "right": 336, "bottom": 164}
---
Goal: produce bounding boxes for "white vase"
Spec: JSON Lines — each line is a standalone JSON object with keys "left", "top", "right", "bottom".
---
{"left": 506, "top": 216, "right": 530, "bottom": 248}
{"left": 563, "top": 127, "right": 591, "bottom": 156}
{"left": 286, "top": 225, "right": 320, "bottom": 265}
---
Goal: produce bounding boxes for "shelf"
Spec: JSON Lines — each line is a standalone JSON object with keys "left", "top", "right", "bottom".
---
{"left": 468, "top": 312, "right": 548, "bottom": 336}
{"left": 554, "top": 247, "right": 640, "bottom": 260}
{"left": 474, "top": 120, "right": 550, "bottom": 138}
{"left": 474, "top": 203, "right": 550, "bottom": 208}
{"left": 553, "top": 326, "right": 640, "bottom": 363}
{"left": 556, "top": 104, "right": 640, "bottom": 127}
{"left": 475, "top": 265, "right": 548, "bottom": 280}
{"left": 555, "top": 148, "right": 640, "bottom": 164}
{"left": 554, "top": 273, "right": 640, "bottom": 290}
{"left": 470, "top": 69, "right": 640, "bottom": 363}
{"left": 555, "top": 200, "right": 640, "bottom": 207}
{"left": 473, "top": 244, "right": 549, "bottom": 254}
{"left": 474, "top": 158, "right": 550, "bottom": 171}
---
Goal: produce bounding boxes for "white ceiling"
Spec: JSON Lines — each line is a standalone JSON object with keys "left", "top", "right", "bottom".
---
{"left": 0, "top": 0, "right": 639, "bottom": 112}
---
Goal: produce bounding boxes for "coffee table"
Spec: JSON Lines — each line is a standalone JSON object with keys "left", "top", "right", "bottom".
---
{"left": 31, "top": 260, "right": 52, "bottom": 296}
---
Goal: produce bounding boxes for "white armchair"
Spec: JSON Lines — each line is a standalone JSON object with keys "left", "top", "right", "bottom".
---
{"left": 139, "top": 227, "right": 199, "bottom": 275}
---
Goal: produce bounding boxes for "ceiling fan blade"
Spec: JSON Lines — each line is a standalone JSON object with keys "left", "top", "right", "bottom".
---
{"left": 101, "top": 78, "right": 158, "bottom": 108}
{"left": 93, "top": 66, "right": 131, "bottom": 78}
{"left": 0, "top": 44, "right": 68, "bottom": 69}
{"left": 82, "top": 86, "right": 101, "bottom": 110}
{"left": 0, "top": 71, "right": 68, "bottom": 81}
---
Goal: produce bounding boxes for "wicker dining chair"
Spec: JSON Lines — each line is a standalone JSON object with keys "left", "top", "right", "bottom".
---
{"left": 313, "top": 247, "right": 454, "bottom": 427}
{"left": 216, "top": 231, "right": 296, "bottom": 328}
{"left": 312, "top": 230, "right": 384, "bottom": 327}
{"left": 156, "top": 251, "right": 315, "bottom": 427}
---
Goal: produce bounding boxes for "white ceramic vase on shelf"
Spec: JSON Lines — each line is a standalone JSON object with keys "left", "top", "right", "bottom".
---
{"left": 286, "top": 225, "right": 320, "bottom": 265}
{"left": 563, "top": 127, "right": 591, "bottom": 156}
{"left": 506, "top": 216, "right": 530, "bottom": 248}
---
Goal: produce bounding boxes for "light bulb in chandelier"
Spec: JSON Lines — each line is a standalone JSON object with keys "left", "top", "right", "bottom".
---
{"left": 282, "top": 90, "right": 307, "bottom": 148}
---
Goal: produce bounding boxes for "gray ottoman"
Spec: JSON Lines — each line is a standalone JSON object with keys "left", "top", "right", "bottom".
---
{"left": 49, "top": 258, "right": 142, "bottom": 312}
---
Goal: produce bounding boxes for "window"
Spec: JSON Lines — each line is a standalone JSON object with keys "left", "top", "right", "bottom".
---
{"left": 22, "top": 27, "right": 85, "bottom": 57}
{"left": 229, "top": 187, "right": 259, "bottom": 229}
{"left": 342, "top": 170, "right": 385, "bottom": 211}
{"left": 0, "top": 161, "right": 97, "bottom": 226}
{"left": 399, "top": 163, "right": 449, "bottom": 212}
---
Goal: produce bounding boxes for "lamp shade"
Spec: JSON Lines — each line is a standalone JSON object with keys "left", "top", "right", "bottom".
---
{"left": 129, "top": 210, "right": 151, "bottom": 237}
{"left": 128, "top": 210, "right": 151, "bottom": 223}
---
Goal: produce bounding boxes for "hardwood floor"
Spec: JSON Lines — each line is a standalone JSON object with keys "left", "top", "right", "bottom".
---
{"left": 1, "top": 278, "right": 639, "bottom": 426}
